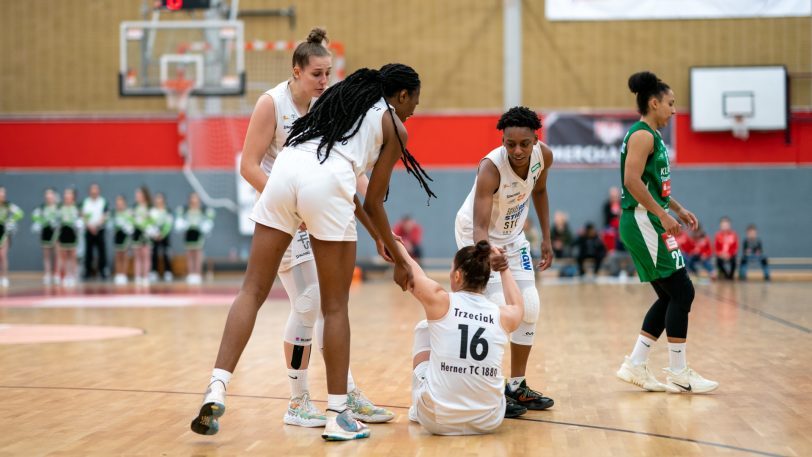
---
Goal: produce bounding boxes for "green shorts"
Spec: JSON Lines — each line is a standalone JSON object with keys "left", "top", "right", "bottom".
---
{"left": 619, "top": 207, "right": 686, "bottom": 283}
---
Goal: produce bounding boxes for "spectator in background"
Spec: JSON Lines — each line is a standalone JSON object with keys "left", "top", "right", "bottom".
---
{"left": 81, "top": 183, "right": 110, "bottom": 280}
{"left": 111, "top": 195, "right": 134, "bottom": 286}
{"left": 150, "top": 192, "right": 175, "bottom": 282}
{"left": 739, "top": 224, "right": 770, "bottom": 281}
{"left": 606, "top": 236, "right": 636, "bottom": 279}
{"left": 687, "top": 226, "right": 715, "bottom": 280}
{"left": 132, "top": 186, "right": 153, "bottom": 287}
{"left": 0, "top": 187, "right": 25, "bottom": 288}
{"left": 393, "top": 214, "right": 423, "bottom": 262}
{"left": 57, "top": 188, "right": 82, "bottom": 288}
{"left": 550, "top": 211, "right": 573, "bottom": 259}
{"left": 574, "top": 222, "right": 606, "bottom": 277}
{"left": 603, "top": 186, "right": 622, "bottom": 230}
{"left": 523, "top": 220, "right": 541, "bottom": 260}
{"left": 175, "top": 192, "right": 216, "bottom": 285}
{"left": 32, "top": 188, "right": 61, "bottom": 286}
{"left": 715, "top": 216, "right": 738, "bottom": 280}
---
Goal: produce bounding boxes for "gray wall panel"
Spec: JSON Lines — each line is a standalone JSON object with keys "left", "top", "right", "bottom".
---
{"left": 2, "top": 167, "right": 809, "bottom": 271}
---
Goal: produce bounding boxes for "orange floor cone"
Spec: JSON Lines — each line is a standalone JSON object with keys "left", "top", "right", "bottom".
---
{"left": 352, "top": 266, "right": 363, "bottom": 284}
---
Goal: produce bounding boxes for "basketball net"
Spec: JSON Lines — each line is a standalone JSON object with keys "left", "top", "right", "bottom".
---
{"left": 731, "top": 115, "right": 750, "bottom": 141}
{"left": 162, "top": 77, "right": 195, "bottom": 112}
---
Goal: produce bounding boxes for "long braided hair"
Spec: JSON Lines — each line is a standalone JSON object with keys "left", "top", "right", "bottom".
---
{"left": 284, "top": 64, "right": 435, "bottom": 200}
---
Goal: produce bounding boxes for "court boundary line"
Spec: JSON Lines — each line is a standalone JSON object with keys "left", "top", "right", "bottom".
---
{"left": 0, "top": 385, "right": 787, "bottom": 457}
{"left": 701, "top": 290, "right": 811, "bottom": 334}
{"left": 514, "top": 416, "right": 786, "bottom": 457}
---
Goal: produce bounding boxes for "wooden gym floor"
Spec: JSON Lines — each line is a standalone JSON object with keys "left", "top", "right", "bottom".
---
{"left": 0, "top": 274, "right": 810, "bottom": 456}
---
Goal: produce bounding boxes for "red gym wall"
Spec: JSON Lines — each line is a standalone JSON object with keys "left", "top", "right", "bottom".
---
{"left": 1, "top": 112, "right": 810, "bottom": 169}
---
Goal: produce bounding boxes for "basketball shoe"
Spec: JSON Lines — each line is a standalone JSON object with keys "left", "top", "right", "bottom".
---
{"left": 504, "top": 395, "right": 528, "bottom": 418}
{"left": 190, "top": 382, "right": 226, "bottom": 435}
{"left": 616, "top": 356, "right": 673, "bottom": 392}
{"left": 322, "top": 409, "right": 370, "bottom": 441}
{"left": 347, "top": 388, "right": 394, "bottom": 423}
{"left": 505, "top": 380, "right": 554, "bottom": 410}
{"left": 663, "top": 366, "right": 719, "bottom": 393}
{"left": 283, "top": 392, "right": 327, "bottom": 427}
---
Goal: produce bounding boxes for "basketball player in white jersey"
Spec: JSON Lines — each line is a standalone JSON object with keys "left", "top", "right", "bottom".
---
{"left": 396, "top": 239, "right": 525, "bottom": 435}
{"left": 192, "top": 64, "right": 435, "bottom": 441}
{"left": 455, "top": 106, "right": 555, "bottom": 411}
{"left": 237, "top": 28, "right": 391, "bottom": 427}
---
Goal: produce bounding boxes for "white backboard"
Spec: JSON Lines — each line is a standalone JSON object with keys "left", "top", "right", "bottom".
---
{"left": 690, "top": 66, "right": 787, "bottom": 131}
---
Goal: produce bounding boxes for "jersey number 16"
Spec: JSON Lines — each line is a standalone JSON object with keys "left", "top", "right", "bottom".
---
{"left": 458, "top": 324, "right": 489, "bottom": 361}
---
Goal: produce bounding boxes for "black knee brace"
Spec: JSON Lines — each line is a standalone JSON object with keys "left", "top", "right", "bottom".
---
{"left": 659, "top": 269, "right": 694, "bottom": 338}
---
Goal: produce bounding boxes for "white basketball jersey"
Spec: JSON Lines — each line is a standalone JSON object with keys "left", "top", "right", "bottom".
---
{"left": 261, "top": 80, "right": 309, "bottom": 175}
{"left": 424, "top": 292, "right": 508, "bottom": 426}
{"left": 295, "top": 98, "right": 388, "bottom": 176}
{"left": 455, "top": 144, "right": 545, "bottom": 246}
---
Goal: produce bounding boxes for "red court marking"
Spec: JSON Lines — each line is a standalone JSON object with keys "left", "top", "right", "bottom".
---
{"left": 0, "top": 324, "right": 144, "bottom": 344}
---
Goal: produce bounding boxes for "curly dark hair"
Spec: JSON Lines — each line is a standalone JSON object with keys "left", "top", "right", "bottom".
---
{"left": 496, "top": 106, "right": 542, "bottom": 131}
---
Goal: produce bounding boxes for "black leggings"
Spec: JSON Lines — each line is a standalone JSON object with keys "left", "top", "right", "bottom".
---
{"left": 641, "top": 268, "right": 695, "bottom": 339}
{"left": 151, "top": 237, "right": 171, "bottom": 274}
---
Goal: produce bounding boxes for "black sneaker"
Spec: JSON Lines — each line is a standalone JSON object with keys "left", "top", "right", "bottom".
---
{"left": 504, "top": 395, "right": 527, "bottom": 418}
{"left": 505, "top": 380, "right": 554, "bottom": 410}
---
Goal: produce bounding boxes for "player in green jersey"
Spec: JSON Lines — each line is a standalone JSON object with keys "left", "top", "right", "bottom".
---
{"left": 615, "top": 71, "right": 718, "bottom": 394}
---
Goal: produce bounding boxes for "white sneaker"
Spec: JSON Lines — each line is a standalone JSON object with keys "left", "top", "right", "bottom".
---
{"left": 283, "top": 392, "right": 327, "bottom": 427}
{"left": 43, "top": 275, "right": 53, "bottom": 286}
{"left": 114, "top": 274, "right": 127, "bottom": 286}
{"left": 0, "top": 277, "right": 9, "bottom": 288}
{"left": 321, "top": 409, "right": 370, "bottom": 441}
{"left": 63, "top": 276, "right": 77, "bottom": 288}
{"left": 148, "top": 271, "right": 159, "bottom": 282}
{"left": 347, "top": 388, "right": 395, "bottom": 423}
{"left": 163, "top": 271, "right": 174, "bottom": 282}
{"left": 407, "top": 405, "right": 418, "bottom": 423}
{"left": 190, "top": 382, "right": 226, "bottom": 435}
{"left": 663, "top": 366, "right": 719, "bottom": 394}
{"left": 616, "top": 356, "right": 674, "bottom": 392}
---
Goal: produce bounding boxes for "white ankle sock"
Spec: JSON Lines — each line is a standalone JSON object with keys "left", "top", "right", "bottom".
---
{"left": 507, "top": 376, "right": 525, "bottom": 392}
{"left": 288, "top": 369, "right": 308, "bottom": 398}
{"left": 347, "top": 369, "right": 356, "bottom": 392}
{"left": 210, "top": 368, "right": 232, "bottom": 390}
{"left": 630, "top": 335, "right": 656, "bottom": 366}
{"left": 668, "top": 342, "right": 687, "bottom": 372}
{"left": 327, "top": 393, "right": 347, "bottom": 413}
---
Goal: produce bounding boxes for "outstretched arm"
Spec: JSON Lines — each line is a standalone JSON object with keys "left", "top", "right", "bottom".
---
{"left": 498, "top": 265, "right": 525, "bottom": 334}
{"left": 364, "top": 111, "right": 413, "bottom": 291}
{"left": 393, "top": 240, "right": 449, "bottom": 320}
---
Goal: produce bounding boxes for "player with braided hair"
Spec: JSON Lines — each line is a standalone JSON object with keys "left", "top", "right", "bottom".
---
{"left": 236, "top": 27, "right": 393, "bottom": 429}
{"left": 455, "top": 106, "right": 556, "bottom": 412}
{"left": 192, "top": 63, "right": 431, "bottom": 441}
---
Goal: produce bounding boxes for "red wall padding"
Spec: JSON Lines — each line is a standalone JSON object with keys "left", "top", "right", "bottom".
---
{"left": 2, "top": 112, "right": 810, "bottom": 169}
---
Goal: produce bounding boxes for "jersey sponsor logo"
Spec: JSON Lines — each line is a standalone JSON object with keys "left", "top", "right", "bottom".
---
{"left": 520, "top": 247, "right": 532, "bottom": 271}
{"left": 661, "top": 179, "right": 671, "bottom": 197}
{"left": 662, "top": 233, "right": 679, "bottom": 252}
{"left": 531, "top": 162, "right": 541, "bottom": 173}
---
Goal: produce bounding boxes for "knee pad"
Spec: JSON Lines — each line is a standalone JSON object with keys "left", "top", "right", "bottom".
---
{"left": 412, "top": 320, "right": 431, "bottom": 358}
{"left": 521, "top": 287, "right": 540, "bottom": 324}
{"left": 511, "top": 321, "right": 537, "bottom": 346}
{"left": 283, "top": 285, "right": 319, "bottom": 346}
{"left": 293, "top": 284, "right": 320, "bottom": 327}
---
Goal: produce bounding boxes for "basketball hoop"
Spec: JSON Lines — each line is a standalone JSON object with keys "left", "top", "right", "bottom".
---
{"left": 731, "top": 114, "right": 750, "bottom": 141}
{"left": 162, "top": 77, "right": 195, "bottom": 112}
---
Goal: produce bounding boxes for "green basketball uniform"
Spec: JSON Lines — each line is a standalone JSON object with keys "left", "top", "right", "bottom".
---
{"left": 619, "top": 121, "right": 685, "bottom": 282}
